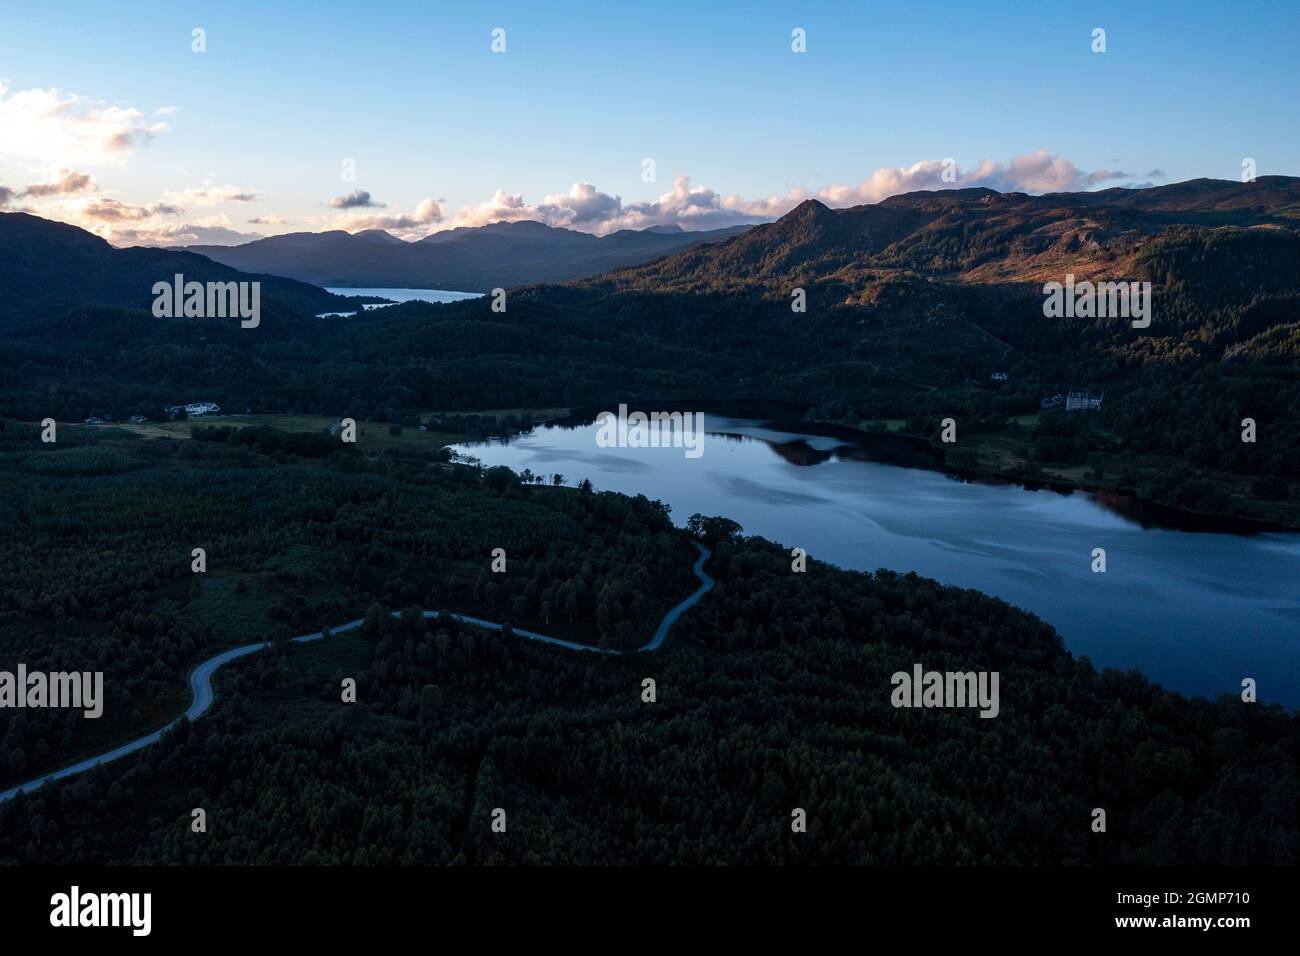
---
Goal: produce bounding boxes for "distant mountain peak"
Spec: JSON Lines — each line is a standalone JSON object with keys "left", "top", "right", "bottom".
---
{"left": 481, "top": 219, "right": 562, "bottom": 234}
{"left": 352, "top": 228, "right": 404, "bottom": 245}
{"left": 786, "top": 198, "right": 834, "bottom": 219}
{"left": 581, "top": 174, "right": 1300, "bottom": 294}
{"left": 176, "top": 216, "right": 754, "bottom": 290}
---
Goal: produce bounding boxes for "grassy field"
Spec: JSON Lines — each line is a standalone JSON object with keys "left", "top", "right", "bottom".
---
{"left": 89, "top": 414, "right": 461, "bottom": 451}
{"left": 847, "top": 417, "right": 907, "bottom": 431}
{"left": 72, "top": 407, "right": 570, "bottom": 451}
{"left": 179, "top": 575, "right": 282, "bottom": 642}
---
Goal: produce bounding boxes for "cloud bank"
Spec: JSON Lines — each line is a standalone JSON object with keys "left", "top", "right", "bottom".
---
{"left": 327, "top": 198, "right": 443, "bottom": 235}
{"left": 0, "top": 161, "right": 265, "bottom": 245}
{"left": 427, "top": 150, "right": 1141, "bottom": 237}
{"left": 1, "top": 127, "right": 1157, "bottom": 245}
{"left": 0, "top": 83, "right": 168, "bottom": 166}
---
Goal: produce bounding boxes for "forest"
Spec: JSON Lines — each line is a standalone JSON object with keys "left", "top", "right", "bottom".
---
{"left": 0, "top": 417, "right": 695, "bottom": 793}
{"left": 0, "top": 422, "right": 1295, "bottom": 864}
{"left": 0, "top": 182, "right": 1297, "bottom": 866}
{"left": 2, "top": 216, "right": 1296, "bottom": 527}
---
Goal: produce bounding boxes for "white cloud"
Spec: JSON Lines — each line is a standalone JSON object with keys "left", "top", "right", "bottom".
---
{"left": 625, "top": 178, "right": 793, "bottom": 230}
{"left": 446, "top": 189, "right": 531, "bottom": 227}
{"left": 330, "top": 198, "right": 443, "bottom": 237}
{"left": 0, "top": 165, "right": 266, "bottom": 246}
{"left": 159, "top": 184, "right": 259, "bottom": 209}
{"left": 537, "top": 182, "right": 622, "bottom": 227}
{"left": 426, "top": 151, "right": 1145, "bottom": 236}
{"left": 813, "top": 151, "right": 1133, "bottom": 207}
{"left": 328, "top": 189, "right": 384, "bottom": 209}
{"left": 80, "top": 197, "right": 177, "bottom": 222}
{"left": 441, "top": 179, "right": 767, "bottom": 234}
{"left": 21, "top": 166, "right": 97, "bottom": 197}
{"left": 0, "top": 83, "right": 168, "bottom": 166}
{"left": 3, "top": 141, "right": 1156, "bottom": 247}
{"left": 94, "top": 213, "right": 263, "bottom": 247}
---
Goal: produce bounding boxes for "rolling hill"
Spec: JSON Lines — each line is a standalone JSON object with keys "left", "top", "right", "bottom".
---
{"left": 585, "top": 176, "right": 1300, "bottom": 295}
{"left": 0, "top": 212, "right": 356, "bottom": 320}
{"left": 181, "top": 220, "right": 753, "bottom": 292}
{"left": 1, "top": 180, "right": 1296, "bottom": 525}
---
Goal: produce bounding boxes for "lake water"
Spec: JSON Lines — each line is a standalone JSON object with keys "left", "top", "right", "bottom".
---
{"left": 452, "top": 414, "right": 1300, "bottom": 708}
{"left": 318, "top": 287, "right": 483, "bottom": 316}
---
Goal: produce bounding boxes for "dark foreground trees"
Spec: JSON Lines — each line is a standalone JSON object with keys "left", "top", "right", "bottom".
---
{"left": 0, "top": 429, "right": 1294, "bottom": 865}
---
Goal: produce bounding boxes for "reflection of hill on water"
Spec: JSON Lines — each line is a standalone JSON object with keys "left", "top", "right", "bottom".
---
{"left": 762, "top": 439, "right": 839, "bottom": 467}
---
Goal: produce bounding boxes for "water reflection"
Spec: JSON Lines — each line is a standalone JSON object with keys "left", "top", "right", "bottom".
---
{"left": 452, "top": 415, "right": 1300, "bottom": 707}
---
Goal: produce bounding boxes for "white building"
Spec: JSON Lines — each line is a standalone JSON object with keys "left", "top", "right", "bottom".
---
{"left": 1065, "top": 390, "right": 1103, "bottom": 412}
{"left": 165, "top": 402, "right": 221, "bottom": 417}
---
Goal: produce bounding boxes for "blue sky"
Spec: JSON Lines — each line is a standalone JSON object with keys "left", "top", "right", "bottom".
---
{"left": 1, "top": 0, "right": 1297, "bottom": 244}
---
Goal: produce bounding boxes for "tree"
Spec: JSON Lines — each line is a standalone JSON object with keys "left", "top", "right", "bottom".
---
{"left": 686, "top": 513, "right": 742, "bottom": 545}
{"left": 418, "top": 685, "right": 443, "bottom": 724}
{"left": 363, "top": 603, "right": 385, "bottom": 640}
{"left": 484, "top": 466, "right": 517, "bottom": 491}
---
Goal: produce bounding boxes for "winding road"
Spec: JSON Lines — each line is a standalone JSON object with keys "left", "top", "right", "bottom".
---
{"left": 0, "top": 543, "right": 713, "bottom": 803}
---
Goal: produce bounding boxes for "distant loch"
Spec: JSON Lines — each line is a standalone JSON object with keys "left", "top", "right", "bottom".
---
{"left": 317, "top": 287, "right": 483, "bottom": 316}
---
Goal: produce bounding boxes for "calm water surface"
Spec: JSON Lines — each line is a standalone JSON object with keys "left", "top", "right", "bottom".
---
{"left": 452, "top": 415, "right": 1300, "bottom": 708}
{"left": 318, "top": 287, "right": 483, "bottom": 315}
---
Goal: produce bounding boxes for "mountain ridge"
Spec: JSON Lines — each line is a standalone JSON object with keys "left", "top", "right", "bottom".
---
{"left": 181, "top": 220, "right": 753, "bottom": 292}
{"left": 0, "top": 212, "right": 355, "bottom": 320}
{"left": 581, "top": 176, "right": 1300, "bottom": 295}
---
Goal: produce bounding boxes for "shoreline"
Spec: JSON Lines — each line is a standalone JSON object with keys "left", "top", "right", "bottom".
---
{"left": 536, "top": 402, "right": 1297, "bottom": 535}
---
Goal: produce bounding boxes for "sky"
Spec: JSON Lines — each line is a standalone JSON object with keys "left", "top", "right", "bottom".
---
{"left": 1, "top": 0, "right": 1297, "bottom": 246}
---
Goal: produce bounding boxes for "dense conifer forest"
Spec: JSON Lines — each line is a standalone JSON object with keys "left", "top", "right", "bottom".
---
{"left": 0, "top": 181, "right": 1297, "bottom": 867}
{"left": 0, "top": 425, "right": 1295, "bottom": 864}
